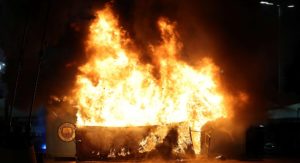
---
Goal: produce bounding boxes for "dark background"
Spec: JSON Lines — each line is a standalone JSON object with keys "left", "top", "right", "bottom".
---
{"left": 0, "top": 0, "right": 299, "bottom": 123}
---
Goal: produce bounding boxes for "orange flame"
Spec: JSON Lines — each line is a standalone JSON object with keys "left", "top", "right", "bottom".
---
{"left": 72, "top": 4, "right": 228, "bottom": 154}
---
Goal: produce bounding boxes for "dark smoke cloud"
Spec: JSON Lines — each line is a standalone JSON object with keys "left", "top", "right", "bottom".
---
{"left": 2, "top": 1, "right": 288, "bottom": 158}
{"left": 113, "top": 0, "right": 273, "bottom": 125}
{"left": 1, "top": 0, "right": 108, "bottom": 110}
{"left": 1, "top": 0, "right": 280, "bottom": 130}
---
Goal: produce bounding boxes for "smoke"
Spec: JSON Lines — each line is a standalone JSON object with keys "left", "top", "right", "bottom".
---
{"left": 1, "top": 0, "right": 272, "bottom": 115}
{"left": 112, "top": 0, "right": 271, "bottom": 125}
{"left": 110, "top": 0, "right": 273, "bottom": 157}
{"left": 2, "top": 0, "right": 277, "bottom": 157}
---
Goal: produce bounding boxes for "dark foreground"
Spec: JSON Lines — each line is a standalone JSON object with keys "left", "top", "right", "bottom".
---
{"left": 43, "top": 157, "right": 300, "bottom": 163}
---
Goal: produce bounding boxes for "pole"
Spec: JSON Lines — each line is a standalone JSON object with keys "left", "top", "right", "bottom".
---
{"left": 7, "top": 5, "right": 30, "bottom": 129}
{"left": 26, "top": 0, "right": 51, "bottom": 133}
{"left": 277, "top": 5, "right": 282, "bottom": 95}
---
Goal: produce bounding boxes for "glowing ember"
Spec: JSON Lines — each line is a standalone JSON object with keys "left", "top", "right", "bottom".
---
{"left": 72, "top": 4, "right": 228, "bottom": 154}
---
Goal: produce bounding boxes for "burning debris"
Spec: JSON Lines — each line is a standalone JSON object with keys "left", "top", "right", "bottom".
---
{"left": 76, "top": 122, "right": 194, "bottom": 161}
{"left": 64, "top": 3, "right": 231, "bottom": 160}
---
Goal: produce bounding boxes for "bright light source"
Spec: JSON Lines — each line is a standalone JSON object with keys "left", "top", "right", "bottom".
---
{"left": 287, "top": 5, "right": 295, "bottom": 8}
{"left": 41, "top": 144, "right": 46, "bottom": 150}
{"left": 260, "top": 1, "right": 274, "bottom": 6}
{"left": 0, "top": 61, "right": 6, "bottom": 73}
{"left": 260, "top": 1, "right": 268, "bottom": 4}
{"left": 259, "top": 124, "right": 264, "bottom": 128}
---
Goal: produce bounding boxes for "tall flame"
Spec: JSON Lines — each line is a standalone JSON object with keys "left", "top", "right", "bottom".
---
{"left": 72, "top": 4, "right": 228, "bottom": 154}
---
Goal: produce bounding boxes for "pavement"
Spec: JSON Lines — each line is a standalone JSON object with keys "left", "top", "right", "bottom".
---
{"left": 43, "top": 158, "right": 300, "bottom": 163}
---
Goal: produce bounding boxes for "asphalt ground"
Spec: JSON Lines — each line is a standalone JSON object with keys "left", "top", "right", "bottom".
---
{"left": 44, "top": 158, "right": 300, "bottom": 163}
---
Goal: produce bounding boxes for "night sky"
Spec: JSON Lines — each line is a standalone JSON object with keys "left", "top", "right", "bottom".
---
{"left": 0, "top": 0, "right": 299, "bottom": 124}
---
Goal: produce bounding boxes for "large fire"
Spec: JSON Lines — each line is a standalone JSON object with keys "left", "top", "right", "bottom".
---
{"left": 72, "top": 4, "right": 228, "bottom": 155}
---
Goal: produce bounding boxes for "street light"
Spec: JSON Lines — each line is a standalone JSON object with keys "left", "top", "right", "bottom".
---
{"left": 260, "top": 1, "right": 274, "bottom": 5}
{"left": 0, "top": 48, "right": 5, "bottom": 74}
{"left": 259, "top": 1, "right": 295, "bottom": 94}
